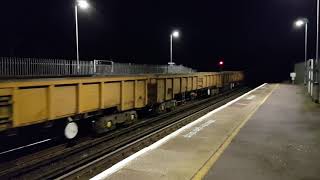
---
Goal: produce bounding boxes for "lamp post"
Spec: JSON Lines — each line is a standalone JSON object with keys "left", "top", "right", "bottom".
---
{"left": 75, "top": 0, "right": 89, "bottom": 73}
{"left": 169, "top": 30, "right": 180, "bottom": 65}
{"left": 294, "top": 18, "right": 308, "bottom": 85}
{"left": 317, "top": 0, "right": 320, "bottom": 102}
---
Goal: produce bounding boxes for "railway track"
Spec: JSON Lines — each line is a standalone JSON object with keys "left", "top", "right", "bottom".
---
{"left": 0, "top": 87, "right": 249, "bottom": 180}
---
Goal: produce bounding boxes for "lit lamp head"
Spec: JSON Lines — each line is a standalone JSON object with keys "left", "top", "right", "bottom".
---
{"left": 172, "top": 30, "right": 180, "bottom": 38}
{"left": 294, "top": 18, "right": 308, "bottom": 28}
{"left": 77, "top": 0, "right": 90, "bottom": 9}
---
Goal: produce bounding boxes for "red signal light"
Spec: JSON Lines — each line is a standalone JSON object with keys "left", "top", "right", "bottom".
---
{"left": 219, "top": 61, "right": 224, "bottom": 65}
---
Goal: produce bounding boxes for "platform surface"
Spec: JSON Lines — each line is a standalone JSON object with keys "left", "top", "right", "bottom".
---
{"left": 204, "top": 84, "right": 320, "bottom": 180}
{"left": 92, "top": 84, "right": 320, "bottom": 180}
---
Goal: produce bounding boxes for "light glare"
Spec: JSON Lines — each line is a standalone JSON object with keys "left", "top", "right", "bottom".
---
{"left": 172, "top": 31, "right": 180, "bottom": 38}
{"left": 295, "top": 19, "right": 305, "bottom": 27}
{"left": 78, "top": 0, "right": 89, "bottom": 9}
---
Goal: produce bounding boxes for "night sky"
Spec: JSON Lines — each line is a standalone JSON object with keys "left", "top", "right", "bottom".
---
{"left": 0, "top": 0, "right": 318, "bottom": 84}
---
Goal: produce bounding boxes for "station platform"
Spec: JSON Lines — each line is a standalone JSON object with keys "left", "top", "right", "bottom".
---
{"left": 91, "top": 84, "right": 320, "bottom": 180}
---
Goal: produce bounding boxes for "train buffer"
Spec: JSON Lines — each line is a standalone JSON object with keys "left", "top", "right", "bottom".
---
{"left": 91, "top": 83, "right": 320, "bottom": 180}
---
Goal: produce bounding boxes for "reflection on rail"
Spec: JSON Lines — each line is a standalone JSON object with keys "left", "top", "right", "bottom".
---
{"left": 0, "top": 139, "right": 51, "bottom": 156}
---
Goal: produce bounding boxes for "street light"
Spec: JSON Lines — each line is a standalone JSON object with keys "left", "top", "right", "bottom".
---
{"left": 169, "top": 30, "right": 180, "bottom": 65}
{"left": 294, "top": 18, "right": 308, "bottom": 85}
{"left": 75, "top": 0, "right": 90, "bottom": 73}
{"left": 78, "top": 0, "right": 89, "bottom": 9}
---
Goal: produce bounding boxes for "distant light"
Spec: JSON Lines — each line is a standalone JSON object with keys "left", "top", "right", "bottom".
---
{"left": 172, "top": 30, "right": 180, "bottom": 38}
{"left": 77, "top": 0, "right": 89, "bottom": 9}
{"left": 295, "top": 19, "right": 306, "bottom": 28}
{"left": 219, "top": 61, "right": 224, "bottom": 65}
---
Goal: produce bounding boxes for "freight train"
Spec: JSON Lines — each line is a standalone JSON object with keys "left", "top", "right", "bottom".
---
{"left": 0, "top": 71, "right": 244, "bottom": 139}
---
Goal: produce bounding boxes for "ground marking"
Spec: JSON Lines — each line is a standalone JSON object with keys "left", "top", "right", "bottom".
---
{"left": 183, "top": 120, "right": 216, "bottom": 138}
{"left": 234, "top": 102, "right": 249, "bottom": 106}
{"left": 246, "top": 95, "right": 256, "bottom": 100}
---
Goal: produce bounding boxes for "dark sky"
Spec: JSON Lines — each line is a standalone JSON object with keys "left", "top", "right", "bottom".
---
{"left": 0, "top": 0, "right": 317, "bottom": 84}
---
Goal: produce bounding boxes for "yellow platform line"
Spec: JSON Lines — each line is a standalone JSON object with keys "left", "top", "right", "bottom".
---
{"left": 191, "top": 84, "right": 279, "bottom": 180}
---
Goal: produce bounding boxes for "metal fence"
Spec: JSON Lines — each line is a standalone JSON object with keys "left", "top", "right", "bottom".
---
{"left": 0, "top": 57, "right": 94, "bottom": 77}
{"left": 95, "top": 60, "right": 195, "bottom": 75}
{"left": 305, "top": 59, "right": 320, "bottom": 103}
{"left": 0, "top": 57, "right": 196, "bottom": 78}
{"left": 307, "top": 59, "right": 315, "bottom": 97}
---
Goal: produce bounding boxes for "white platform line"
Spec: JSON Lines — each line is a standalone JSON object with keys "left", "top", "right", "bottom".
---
{"left": 91, "top": 83, "right": 267, "bottom": 180}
